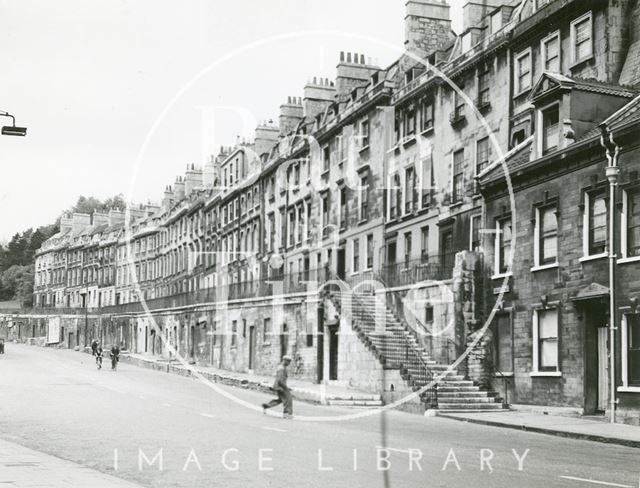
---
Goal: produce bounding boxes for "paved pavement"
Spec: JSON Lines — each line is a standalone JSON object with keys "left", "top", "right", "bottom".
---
{"left": 439, "top": 411, "right": 640, "bottom": 448}
{"left": 0, "top": 437, "right": 144, "bottom": 487}
{"left": 1, "top": 343, "right": 639, "bottom": 488}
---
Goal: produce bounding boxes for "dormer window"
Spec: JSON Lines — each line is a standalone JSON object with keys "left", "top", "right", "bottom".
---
{"left": 461, "top": 32, "right": 472, "bottom": 53}
{"left": 541, "top": 104, "right": 559, "bottom": 155}
{"left": 371, "top": 72, "right": 379, "bottom": 85}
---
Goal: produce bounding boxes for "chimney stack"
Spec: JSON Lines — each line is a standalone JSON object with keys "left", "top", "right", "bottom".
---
{"left": 60, "top": 213, "right": 73, "bottom": 233}
{"left": 92, "top": 211, "right": 109, "bottom": 226}
{"left": 405, "top": 0, "right": 453, "bottom": 58}
{"left": 108, "top": 209, "right": 125, "bottom": 226}
{"left": 174, "top": 176, "right": 186, "bottom": 201}
{"left": 254, "top": 122, "right": 280, "bottom": 158}
{"left": 185, "top": 164, "right": 203, "bottom": 196}
{"left": 335, "top": 51, "right": 379, "bottom": 101}
{"left": 303, "top": 77, "right": 336, "bottom": 120}
{"left": 462, "top": 0, "right": 504, "bottom": 33}
{"left": 278, "top": 96, "right": 304, "bottom": 136}
{"left": 71, "top": 213, "right": 91, "bottom": 233}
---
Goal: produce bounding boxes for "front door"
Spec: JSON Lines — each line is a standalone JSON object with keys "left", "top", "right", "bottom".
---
{"left": 280, "top": 323, "right": 288, "bottom": 360}
{"left": 329, "top": 325, "right": 339, "bottom": 380}
{"left": 597, "top": 327, "right": 609, "bottom": 411}
{"left": 583, "top": 302, "right": 608, "bottom": 414}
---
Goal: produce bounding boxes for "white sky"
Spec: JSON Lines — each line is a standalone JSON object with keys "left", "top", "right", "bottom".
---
{"left": 0, "top": 0, "right": 464, "bottom": 242}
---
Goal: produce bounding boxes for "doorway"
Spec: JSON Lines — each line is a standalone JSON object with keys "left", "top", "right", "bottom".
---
{"left": 583, "top": 301, "right": 608, "bottom": 414}
{"left": 249, "top": 325, "right": 256, "bottom": 370}
{"left": 337, "top": 248, "right": 346, "bottom": 280}
{"left": 329, "top": 325, "right": 339, "bottom": 380}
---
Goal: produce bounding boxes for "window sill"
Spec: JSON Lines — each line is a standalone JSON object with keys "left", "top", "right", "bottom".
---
{"left": 579, "top": 253, "right": 608, "bottom": 263}
{"left": 618, "top": 256, "right": 640, "bottom": 265}
{"left": 421, "top": 127, "right": 434, "bottom": 137}
{"left": 494, "top": 372, "right": 514, "bottom": 377}
{"left": 617, "top": 386, "right": 640, "bottom": 393}
{"left": 321, "top": 169, "right": 330, "bottom": 178}
{"left": 570, "top": 55, "right": 594, "bottom": 71}
{"left": 531, "top": 262, "right": 559, "bottom": 272}
{"left": 449, "top": 201, "right": 464, "bottom": 209}
{"left": 491, "top": 272, "right": 513, "bottom": 280}
{"left": 359, "top": 145, "right": 370, "bottom": 154}
{"left": 357, "top": 219, "right": 368, "bottom": 226}
{"left": 530, "top": 371, "right": 562, "bottom": 377}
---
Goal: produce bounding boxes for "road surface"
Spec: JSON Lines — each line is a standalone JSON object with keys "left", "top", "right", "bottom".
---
{"left": 1, "top": 344, "right": 638, "bottom": 488}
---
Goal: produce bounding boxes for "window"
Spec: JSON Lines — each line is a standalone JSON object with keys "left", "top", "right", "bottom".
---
{"left": 421, "top": 226, "right": 429, "bottom": 261}
{"left": 360, "top": 176, "right": 369, "bottom": 221}
{"left": 571, "top": 12, "right": 593, "bottom": 64}
{"left": 537, "top": 207, "right": 558, "bottom": 265}
{"left": 420, "top": 97, "right": 434, "bottom": 132}
{"left": 425, "top": 305, "right": 434, "bottom": 323}
{"left": 352, "top": 238, "right": 360, "bottom": 273}
{"left": 390, "top": 173, "right": 401, "bottom": 219}
{"left": 585, "top": 190, "right": 607, "bottom": 256}
{"left": 279, "top": 208, "right": 286, "bottom": 248}
{"left": 496, "top": 218, "right": 512, "bottom": 275}
{"left": 541, "top": 31, "right": 560, "bottom": 72}
{"left": 623, "top": 188, "right": 640, "bottom": 258}
{"left": 404, "top": 232, "right": 412, "bottom": 266}
{"left": 470, "top": 214, "right": 482, "bottom": 251}
{"left": 268, "top": 213, "right": 275, "bottom": 251}
{"left": 515, "top": 49, "right": 532, "bottom": 94}
{"left": 366, "top": 234, "right": 374, "bottom": 269}
{"left": 263, "top": 318, "right": 272, "bottom": 342}
{"left": 541, "top": 105, "right": 559, "bottom": 155}
{"left": 533, "top": 308, "right": 559, "bottom": 372}
{"left": 493, "top": 313, "right": 513, "bottom": 373}
{"left": 359, "top": 119, "right": 370, "bottom": 148}
{"left": 624, "top": 314, "right": 640, "bottom": 387}
{"left": 454, "top": 83, "right": 465, "bottom": 119}
{"left": 405, "top": 166, "right": 416, "bottom": 213}
{"left": 476, "top": 137, "right": 491, "bottom": 175}
{"left": 322, "top": 194, "right": 330, "bottom": 237}
{"left": 288, "top": 209, "right": 295, "bottom": 247}
{"left": 306, "top": 201, "right": 312, "bottom": 240}
{"left": 340, "top": 187, "right": 348, "bottom": 228}
{"left": 452, "top": 149, "right": 465, "bottom": 203}
{"left": 421, "top": 154, "right": 434, "bottom": 208}
{"left": 231, "top": 320, "right": 237, "bottom": 347}
{"left": 404, "top": 104, "right": 416, "bottom": 136}
{"left": 478, "top": 68, "right": 490, "bottom": 106}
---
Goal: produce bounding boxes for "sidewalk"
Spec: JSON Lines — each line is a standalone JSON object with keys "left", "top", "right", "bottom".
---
{"left": 438, "top": 411, "right": 640, "bottom": 448}
{"left": 0, "top": 437, "right": 143, "bottom": 488}
{"left": 118, "top": 351, "right": 383, "bottom": 407}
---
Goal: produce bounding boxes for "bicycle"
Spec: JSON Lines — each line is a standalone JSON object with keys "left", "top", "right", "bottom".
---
{"left": 96, "top": 353, "right": 103, "bottom": 370}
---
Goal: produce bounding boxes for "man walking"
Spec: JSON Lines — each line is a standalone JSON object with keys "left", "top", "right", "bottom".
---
{"left": 91, "top": 339, "right": 99, "bottom": 356}
{"left": 262, "top": 355, "right": 293, "bottom": 418}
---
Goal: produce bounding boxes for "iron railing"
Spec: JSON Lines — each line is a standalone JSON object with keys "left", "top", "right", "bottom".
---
{"left": 378, "top": 253, "right": 454, "bottom": 288}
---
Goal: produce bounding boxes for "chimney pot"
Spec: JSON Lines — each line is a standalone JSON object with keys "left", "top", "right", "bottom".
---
{"left": 347, "top": 53, "right": 352, "bottom": 63}
{"left": 340, "top": 51, "right": 345, "bottom": 62}
{"left": 360, "top": 54, "right": 365, "bottom": 64}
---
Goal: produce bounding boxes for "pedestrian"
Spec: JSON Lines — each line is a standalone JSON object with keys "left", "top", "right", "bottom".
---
{"left": 91, "top": 339, "right": 98, "bottom": 356}
{"left": 262, "top": 355, "right": 293, "bottom": 418}
{"left": 0, "top": 338, "right": 5, "bottom": 354}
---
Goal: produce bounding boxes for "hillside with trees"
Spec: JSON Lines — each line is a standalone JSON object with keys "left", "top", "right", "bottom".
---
{"left": 0, "top": 194, "right": 127, "bottom": 307}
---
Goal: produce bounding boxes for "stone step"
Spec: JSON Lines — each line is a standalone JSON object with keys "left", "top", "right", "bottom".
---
{"left": 436, "top": 386, "right": 482, "bottom": 392}
{"left": 438, "top": 402, "right": 505, "bottom": 410}
{"left": 437, "top": 380, "right": 475, "bottom": 387}
{"left": 436, "top": 396, "right": 496, "bottom": 404}
{"left": 437, "top": 391, "right": 490, "bottom": 398}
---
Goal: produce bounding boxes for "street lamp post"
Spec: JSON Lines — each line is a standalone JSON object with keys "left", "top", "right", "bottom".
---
{"left": 601, "top": 123, "right": 620, "bottom": 424}
{"left": 0, "top": 111, "right": 27, "bottom": 136}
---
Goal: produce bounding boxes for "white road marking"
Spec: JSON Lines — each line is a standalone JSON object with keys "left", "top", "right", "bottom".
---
{"left": 262, "top": 426, "right": 287, "bottom": 433}
{"left": 559, "top": 476, "right": 632, "bottom": 488}
{"left": 200, "top": 413, "right": 215, "bottom": 418}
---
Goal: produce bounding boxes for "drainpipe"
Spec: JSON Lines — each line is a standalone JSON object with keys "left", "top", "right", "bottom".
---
{"left": 600, "top": 123, "right": 620, "bottom": 424}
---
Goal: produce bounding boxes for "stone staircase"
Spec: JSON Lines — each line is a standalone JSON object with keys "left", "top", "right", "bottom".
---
{"left": 330, "top": 288, "right": 507, "bottom": 412}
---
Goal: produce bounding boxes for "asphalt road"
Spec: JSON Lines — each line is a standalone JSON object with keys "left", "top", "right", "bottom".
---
{"left": 0, "top": 343, "right": 638, "bottom": 488}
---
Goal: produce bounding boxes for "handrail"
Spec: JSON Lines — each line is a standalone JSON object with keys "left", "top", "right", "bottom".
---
{"left": 328, "top": 269, "right": 438, "bottom": 408}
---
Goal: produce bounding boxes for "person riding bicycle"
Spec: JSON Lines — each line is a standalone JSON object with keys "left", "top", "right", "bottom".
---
{"left": 110, "top": 344, "right": 120, "bottom": 370}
